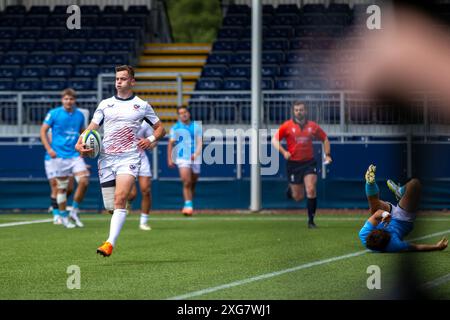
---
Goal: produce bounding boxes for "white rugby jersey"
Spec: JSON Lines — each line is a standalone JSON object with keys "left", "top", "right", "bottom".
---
{"left": 92, "top": 95, "right": 159, "bottom": 155}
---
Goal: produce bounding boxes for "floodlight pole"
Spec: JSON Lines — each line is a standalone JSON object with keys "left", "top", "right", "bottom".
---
{"left": 250, "top": 0, "right": 262, "bottom": 212}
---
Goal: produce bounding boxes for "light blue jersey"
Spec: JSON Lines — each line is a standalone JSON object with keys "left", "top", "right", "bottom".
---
{"left": 43, "top": 106, "right": 85, "bottom": 159}
{"left": 169, "top": 120, "right": 202, "bottom": 160}
{"left": 359, "top": 219, "right": 414, "bottom": 253}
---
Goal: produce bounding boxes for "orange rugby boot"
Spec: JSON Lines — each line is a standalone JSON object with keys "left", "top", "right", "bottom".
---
{"left": 96, "top": 241, "right": 113, "bottom": 257}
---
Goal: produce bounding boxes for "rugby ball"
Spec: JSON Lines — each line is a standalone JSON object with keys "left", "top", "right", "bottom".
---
{"left": 81, "top": 130, "right": 102, "bottom": 158}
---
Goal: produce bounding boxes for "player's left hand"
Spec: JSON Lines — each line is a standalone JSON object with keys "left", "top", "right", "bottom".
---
{"left": 324, "top": 155, "right": 332, "bottom": 165}
{"left": 137, "top": 138, "right": 153, "bottom": 150}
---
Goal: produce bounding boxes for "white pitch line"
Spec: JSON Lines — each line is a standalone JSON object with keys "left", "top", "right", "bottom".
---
{"left": 167, "top": 228, "right": 450, "bottom": 300}
{"left": 422, "top": 273, "right": 450, "bottom": 290}
{"left": 0, "top": 219, "right": 52, "bottom": 228}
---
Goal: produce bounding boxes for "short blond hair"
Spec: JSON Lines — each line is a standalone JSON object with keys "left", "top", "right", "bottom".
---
{"left": 115, "top": 65, "right": 135, "bottom": 79}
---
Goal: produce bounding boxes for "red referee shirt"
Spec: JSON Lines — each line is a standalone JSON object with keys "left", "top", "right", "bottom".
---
{"left": 274, "top": 119, "right": 327, "bottom": 162}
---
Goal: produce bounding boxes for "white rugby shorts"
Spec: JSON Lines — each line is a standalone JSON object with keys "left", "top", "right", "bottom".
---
{"left": 50, "top": 157, "right": 88, "bottom": 178}
{"left": 175, "top": 158, "right": 201, "bottom": 174}
{"left": 98, "top": 153, "right": 141, "bottom": 184}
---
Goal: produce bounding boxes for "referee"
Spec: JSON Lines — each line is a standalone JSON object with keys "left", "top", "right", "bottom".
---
{"left": 272, "top": 101, "right": 332, "bottom": 228}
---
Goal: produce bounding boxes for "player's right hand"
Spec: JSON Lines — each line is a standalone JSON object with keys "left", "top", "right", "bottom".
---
{"left": 48, "top": 149, "right": 57, "bottom": 158}
{"left": 436, "top": 237, "right": 448, "bottom": 250}
{"left": 168, "top": 159, "right": 175, "bottom": 168}
{"left": 283, "top": 151, "right": 291, "bottom": 160}
{"left": 75, "top": 142, "right": 93, "bottom": 157}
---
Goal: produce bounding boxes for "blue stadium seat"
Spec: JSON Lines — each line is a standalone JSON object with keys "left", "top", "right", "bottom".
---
{"left": 23, "top": 15, "right": 48, "bottom": 27}
{"left": 262, "top": 14, "right": 274, "bottom": 26}
{"left": 78, "top": 52, "right": 104, "bottom": 64}
{"left": 329, "top": 78, "right": 352, "bottom": 90}
{"left": 0, "top": 40, "right": 11, "bottom": 51}
{"left": 29, "top": 6, "right": 51, "bottom": 15}
{"left": 290, "top": 38, "right": 313, "bottom": 50}
{"left": 127, "top": 6, "right": 150, "bottom": 14}
{"left": 5, "top": 5, "right": 26, "bottom": 14}
{"left": 262, "top": 65, "right": 279, "bottom": 77}
{"left": 0, "top": 16, "right": 25, "bottom": 27}
{"left": 328, "top": 3, "right": 350, "bottom": 13}
{"left": 212, "top": 41, "right": 235, "bottom": 51}
{"left": 59, "top": 40, "right": 86, "bottom": 52}
{"left": 262, "top": 78, "right": 274, "bottom": 90}
{"left": 310, "top": 50, "right": 333, "bottom": 63}
{"left": 121, "top": 15, "right": 147, "bottom": 28}
{"left": 2, "top": 52, "right": 27, "bottom": 65}
{"left": 275, "top": 78, "right": 301, "bottom": 90}
{"left": 240, "top": 106, "right": 251, "bottom": 122}
{"left": 34, "top": 40, "right": 60, "bottom": 51}
{"left": 73, "top": 65, "right": 99, "bottom": 78}
{"left": 275, "top": 4, "right": 299, "bottom": 14}
{"left": 20, "top": 66, "right": 47, "bottom": 77}
{"left": 300, "top": 13, "right": 326, "bottom": 26}
{"left": 117, "top": 27, "right": 142, "bottom": 40}
{"left": 68, "top": 78, "right": 96, "bottom": 90}
{"left": 207, "top": 52, "right": 230, "bottom": 64}
{"left": 262, "top": 51, "right": 284, "bottom": 64}
{"left": 17, "top": 27, "right": 41, "bottom": 39}
{"left": 0, "top": 66, "right": 20, "bottom": 77}
{"left": 64, "top": 28, "right": 92, "bottom": 40}
{"left": 325, "top": 14, "right": 351, "bottom": 26}
{"left": 52, "top": 6, "right": 68, "bottom": 14}
{"left": 0, "top": 79, "right": 14, "bottom": 90}
{"left": 79, "top": 5, "right": 100, "bottom": 15}
{"left": 306, "top": 64, "right": 329, "bottom": 77}
{"left": 196, "top": 78, "right": 223, "bottom": 90}
{"left": 9, "top": 40, "right": 35, "bottom": 51}
{"left": 81, "top": 15, "right": 98, "bottom": 27}
{"left": 201, "top": 65, "right": 227, "bottom": 78}
{"left": 0, "top": 28, "right": 18, "bottom": 39}
{"left": 228, "top": 65, "right": 250, "bottom": 77}
{"left": 286, "top": 51, "right": 310, "bottom": 63}
{"left": 42, "top": 27, "right": 65, "bottom": 38}
{"left": 263, "top": 5, "right": 274, "bottom": 14}
{"left": 91, "top": 27, "right": 116, "bottom": 40}
{"left": 218, "top": 28, "right": 242, "bottom": 39}
{"left": 190, "top": 106, "right": 211, "bottom": 122}
{"left": 45, "top": 15, "right": 67, "bottom": 27}
{"left": 104, "top": 5, "right": 125, "bottom": 14}
{"left": 99, "top": 15, "right": 123, "bottom": 27}
{"left": 85, "top": 39, "right": 110, "bottom": 51}
{"left": 280, "top": 65, "right": 304, "bottom": 77}
{"left": 298, "top": 78, "right": 328, "bottom": 90}
{"left": 302, "top": 4, "right": 326, "bottom": 13}
{"left": 214, "top": 106, "right": 236, "bottom": 122}
{"left": 14, "top": 78, "right": 41, "bottom": 90}
{"left": 115, "top": 40, "right": 135, "bottom": 51}
{"left": 48, "top": 65, "right": 73, "bottom": 77}
{"left": 224, "top": 78, "right": 250, "bottom": 90}
{"left": 227, "top": 5, "right": 250, "bottom": 14}
{"left": 230, "top": 52, "right": 251, "bottom": 64}
{"left": 235, "top": 41, "right": 250, "bottom": 51}
{"left": 223, "top": 15, "right": 249, "bottom": 26}
{"left": 41, "top": 78, "right": 67, "bottom": 90}
{"left": 263, "top": 27, "right": 292, "bottom": 38}
{"left": 52, "top": 52, "right": 79, "bottom": 64}
{"left": 103, "top": 52, "right": 129, "bottom": 65}
{"left": 27, "top": 52, "right": 53, "bottom": 65}
{"left": 312, "top": 38, "right": 337, "bottom": 50}
{"left": 263, "top": 40, "right": 288, "bottom": 51}
{"left": 98, "top": 65, "right": 116, "bottom": 74}
{"left": 272, "top": 14, "right": 300, "bottom": 26}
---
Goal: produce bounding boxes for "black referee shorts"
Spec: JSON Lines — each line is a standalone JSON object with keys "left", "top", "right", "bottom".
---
{"left": 286, "top": 159, "right": 317, "bottom": 185}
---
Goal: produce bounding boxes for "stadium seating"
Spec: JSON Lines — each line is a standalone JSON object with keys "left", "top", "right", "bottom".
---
{"left": 0, "top": 5, "right": 150, "bottom": 90}
{"left": 196, "top": 3, "right": 374, "bottom": 92}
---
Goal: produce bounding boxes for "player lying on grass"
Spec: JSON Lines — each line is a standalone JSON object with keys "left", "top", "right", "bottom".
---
{"left": 359, "top": 165, "right": 448, "bottom": 253}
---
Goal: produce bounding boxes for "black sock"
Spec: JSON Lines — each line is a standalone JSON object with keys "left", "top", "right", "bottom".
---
{"left": 307, "top": 198, "right": 317, "bottom": 223}
{"left": 51, "top": 197, "right": 57, "bottom": 209}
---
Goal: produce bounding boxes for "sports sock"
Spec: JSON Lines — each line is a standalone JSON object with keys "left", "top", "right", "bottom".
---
{"left": 307, "top": 198, "right": 317, "bottom": 223}
{"left": 59, "top": 210, "right": 68, "bottom": 218}
{"left": 72, "top": 201, "right": 79, "bottom": 209}
{"left": 140, "top": 213, "right": 149, "bottom": 225}
{"left": 184, "top": 200, "right": 193, "bottom": 208}
{"left": 106, "top": 209, "right": 127, "bottom": 247}
{"left": 365, "top": 181, "right": 379, "bottom": 197}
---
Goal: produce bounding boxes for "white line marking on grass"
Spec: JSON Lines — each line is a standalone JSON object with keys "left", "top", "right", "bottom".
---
{"left": 0, "top": 219, "right": 52, "bottom": 228}
{"left": 422, "top": 273, "right": 450, "bottom": 290}
{"left": 167, "top": 228, "right": 450, "bottom": 300}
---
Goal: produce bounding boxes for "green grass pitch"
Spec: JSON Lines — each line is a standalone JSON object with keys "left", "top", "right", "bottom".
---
{"left": 0, "top": 212, "right": 449, "bottom": 300}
